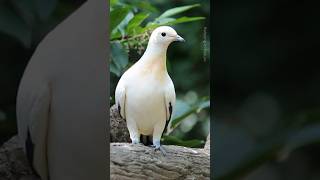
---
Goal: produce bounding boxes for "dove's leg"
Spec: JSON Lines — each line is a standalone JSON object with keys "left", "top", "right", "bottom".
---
{"left": 126, "top": 118, "right": 140, "bottom": 144}
{"left": 152, "top": 120, "right": 166, "bottom": 155}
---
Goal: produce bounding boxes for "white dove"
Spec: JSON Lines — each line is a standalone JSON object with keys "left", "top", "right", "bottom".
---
{"left": 115, "top": 26, "right": 184, "bottom": 154}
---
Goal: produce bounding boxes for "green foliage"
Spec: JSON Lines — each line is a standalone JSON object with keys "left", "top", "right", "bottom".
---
{"left": 109, "top": 1, "right": 204, "bottom": 76}
{"left": 170, "top": 97, "right": 210, "bottom": 131}
{"left": 162, "top": 135, "right": 205, "bottom": 148}
{"left": 109, "top": 1, "right": 209, "bottom": 148}
{"left": 110, "top": 42, "right": 128, "bottom": 76}
{"left": 126, "top": 12, "right": 149, "bottom": 35}
{"left": 110, "top": 7, "right": 131, "bottom": 33}
{"left": 157, "top": 4, "right": 200, "bottom": 19}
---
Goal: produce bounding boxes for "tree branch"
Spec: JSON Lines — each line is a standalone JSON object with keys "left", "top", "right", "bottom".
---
{"left": 111, "top": 143, "right": 210, "bottom": 180}
{"left": 0, "top": 105, "right": 210, "bottom": 179}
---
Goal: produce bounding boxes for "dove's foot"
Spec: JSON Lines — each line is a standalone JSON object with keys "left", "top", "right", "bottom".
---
{"left": 131, "top": 138, "right": 141, "bottom": 145}
{"left": 150, "top": 145, "right": 167, "bottom": 156}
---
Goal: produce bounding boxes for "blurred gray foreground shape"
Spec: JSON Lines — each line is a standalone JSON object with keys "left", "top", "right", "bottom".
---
{"left": 16, "top": 0, "right": 108, "bottom": 179}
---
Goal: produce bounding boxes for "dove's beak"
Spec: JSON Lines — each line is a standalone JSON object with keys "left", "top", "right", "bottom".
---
{"left": 176, "top": 35, "right": 185, "bottom": 42}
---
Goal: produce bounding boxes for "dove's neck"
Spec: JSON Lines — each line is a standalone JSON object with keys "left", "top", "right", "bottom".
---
{"left": 140, "top": 42, "right": 169, "bottom": 73}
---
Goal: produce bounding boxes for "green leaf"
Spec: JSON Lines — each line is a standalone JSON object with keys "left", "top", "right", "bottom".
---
{"left": 154, "top": 17, "right": 176, "bottom": 25}
{"left": 110, "top": 0, "right": 118, "bottom": 6}
{"left": 111, "top": 29, "right": 122, "bottom": 40}
{"left": 142, "top": 23, "right": 160, "bottom": 32}
{"left": 135, "top": 1, "right": 158, "bottom": 12}
{"left": 162, "top": 135, "right": 205, "bottom": 148}
{"left": 117, "top": 11, "right": 134, "bottom": 36}
{"left": 110, "top": 42, "right": 128, "bottom": 76}
{"left": 110, "top": 7, "right": 130, "bottom": 32}
{"left": 164, "top": 16, "right": 205, "bottom": 25}
{"left": 110, "top": 58, "right": 121, "bottom": 76}
{"left": 197, "top": 99, "right": 210, "bottom": 112}
{"left": 127, "top": 12, "right": 149, "bottom": 35}
{"left": 157, "top": 4, "right": 200, "bottom": 19}
{"left": 171, "top": 99, "right": 210, "bottom": 129}
{"left": 171, "top": 99, "right": 192, "bottom": 128}
{"left": 147, "top": 17, "right": 204, "bottom": 31}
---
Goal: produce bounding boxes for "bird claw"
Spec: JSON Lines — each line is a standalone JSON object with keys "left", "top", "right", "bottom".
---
{"left": 132, "top": 142, "right": 144, "bottom": 146}
{"left": 151, "top": 145, "right": 167, "bottom": 156}
{"left": 131, "top": 139, "right": 141, "bottom": 145}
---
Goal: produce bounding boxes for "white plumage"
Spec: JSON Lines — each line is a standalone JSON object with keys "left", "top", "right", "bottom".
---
{"left": 16, "top": 1, "right": 108, "bottom": 179}
{"left": 115, "top": 26, "right": 184, "bottom": 151}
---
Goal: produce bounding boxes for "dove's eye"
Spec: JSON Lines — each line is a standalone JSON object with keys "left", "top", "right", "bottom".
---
{"left": 161, "top": 32, "right": 166, "bottom": 37}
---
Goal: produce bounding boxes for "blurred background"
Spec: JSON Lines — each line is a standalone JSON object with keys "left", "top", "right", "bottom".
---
{"left": 0, "top": 0, "right": 86, "bottom": 144}
{"left": 214, "top": 0, "right": 320, "bottom": 179}
{"left": 109, "top": 0, "right": 210, "bottom": 148}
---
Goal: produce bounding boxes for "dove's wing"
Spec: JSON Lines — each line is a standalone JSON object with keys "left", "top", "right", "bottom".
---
{"left": 17, "top": 82, "right": 51, "bottom": 179}
{"left": 115, "top": 79, "right": 126, "bottom": 119}
{"left": 164, "top": 79, "right": 176, "bottom": 134}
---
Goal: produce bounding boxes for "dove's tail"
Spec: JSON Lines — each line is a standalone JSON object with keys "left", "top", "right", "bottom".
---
{"left": 140, "top": 135, "right": 153, "bottom": 146}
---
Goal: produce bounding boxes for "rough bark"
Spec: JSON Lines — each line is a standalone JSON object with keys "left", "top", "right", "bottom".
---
{"left": 204, "top": 133, "right": 210, "bottom": 152}
{"left": 110, "top": 143, "right": 210, "bottom": 180}
{"left": 110, "top": 105, "right": 130, "bottom": 143}
{"left": 0, "top": 106, "right": 210, "bottom": 179}
{"left": 0, "top": 136, "right": 36, "bottom": 180}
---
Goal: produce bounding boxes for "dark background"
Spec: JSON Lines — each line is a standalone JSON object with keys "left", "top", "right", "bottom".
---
{"left": 214, "top": 0, "right": 320, "bottom": 179}
{"left": 0, "top": 0, "right": 86, "bottom": 144}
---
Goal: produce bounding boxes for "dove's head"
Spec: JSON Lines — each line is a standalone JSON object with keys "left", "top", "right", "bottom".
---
{"left": 148, "top": 26, "right": 185, "bottom": 47}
